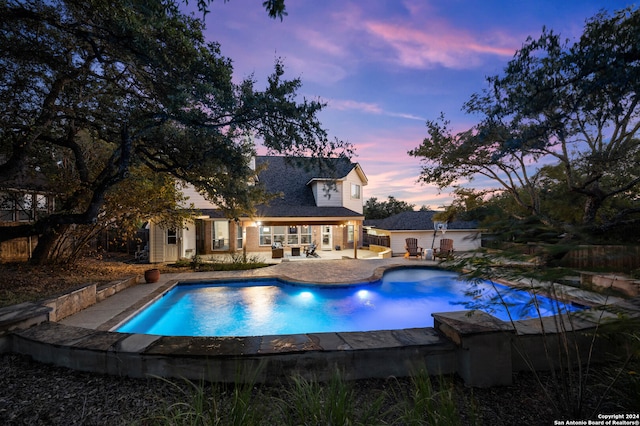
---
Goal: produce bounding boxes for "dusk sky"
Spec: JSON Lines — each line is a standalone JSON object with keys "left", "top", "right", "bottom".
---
{"left": 193, "top": 0, "right": 634, "bottom": 209}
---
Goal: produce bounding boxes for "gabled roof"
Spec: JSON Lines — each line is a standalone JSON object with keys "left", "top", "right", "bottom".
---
{"left": 364, "top": 210, "right": 478, "bottom": 231}
{"left": 253, "top": 156, "right": 364, "bottom": 218}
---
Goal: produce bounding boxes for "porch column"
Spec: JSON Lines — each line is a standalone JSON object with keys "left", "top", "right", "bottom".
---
{"left": 353, "top": 223, "right": 358, "bottom": 259}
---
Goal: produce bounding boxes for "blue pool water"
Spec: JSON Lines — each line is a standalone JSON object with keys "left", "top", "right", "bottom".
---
{"left": 117, "top": 268, "right": 584, "bottom": 337}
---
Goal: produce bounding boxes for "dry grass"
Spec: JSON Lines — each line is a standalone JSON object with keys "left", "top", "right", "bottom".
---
{"left": 0, "top": 253, "right": 184, "bottom": 307}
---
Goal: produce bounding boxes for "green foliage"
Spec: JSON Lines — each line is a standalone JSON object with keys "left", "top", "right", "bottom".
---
{"left": 190, "top": 254, "right": 203, "bottom": 270}
{"left": 52, "top": 167, "right": 196, "bottom": 263}
{"left": 196, "top": 0, "right": 288, "bottom": 21}
{"left": 364, "top": 195, "right": 415, "bottom": 220}
{"left": 410, "top": 6, "right": 640, "bottom": 244}
{"left": 282, "top": 371, "right": 359, "bottom": 425}
{"left": 0, "top": 0, "right": 351, "bottom": 263}
{"left": 172, "top": 253, "right": 268, "bottom": 271}
{"left": 145, "top": 369, "right": 473, "bottom": 425}
{"left": 394, "top": 368, "right": 466, "bottom": 426}
{"left": 146, "top": 362, "right": 266, "bottom": 426}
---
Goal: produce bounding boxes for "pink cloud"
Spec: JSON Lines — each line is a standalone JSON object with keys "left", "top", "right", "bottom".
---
{"left": 295, "top": 28, "right": 348, "bottom": 57}
{"left": 349, "top": 128, "right": 453, "bottom": 207}
{"left": 364, "top": 165, "right": 452, "bottom": 209}
{"left": 328, "top": 98, "right": 425, "bottom": 121}
{"left": 363, "top": 21, "right": 517, "bottom": 69}
{"left": 329, "top": 99, "right": 383, "bottom": 114}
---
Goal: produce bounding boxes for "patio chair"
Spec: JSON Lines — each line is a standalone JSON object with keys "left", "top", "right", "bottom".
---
{"left": 434, "top": 238, "right": 454, "bottom": 259}
{"left": 135, "top": 244, "right": 149, "bottom": 263}
{"left": 304, "top": 241, "right": 319, "bottom": 257}
{"left": 404, "top": 238, "right": 424, "bottom": 258}
{"left": 271, "top": 242, "right": 284, "bottom": 259}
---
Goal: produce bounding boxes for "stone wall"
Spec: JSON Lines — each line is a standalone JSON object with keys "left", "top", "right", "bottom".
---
{"left": 43, "top": 276, "right": 139, "bottom": 322}
{"left": 581, "top": 272, "right": 640, "bottom": 297}
{"left": 369, "top": 244, "right": 392, "bottom": 258}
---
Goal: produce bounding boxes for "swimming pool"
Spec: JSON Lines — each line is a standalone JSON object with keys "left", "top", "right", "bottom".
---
{"left": 117, "top": 268, "right": 583, "bottom": 337}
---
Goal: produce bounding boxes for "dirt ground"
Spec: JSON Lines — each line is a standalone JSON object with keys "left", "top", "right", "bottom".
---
{"left": 0, "top": 253, "right": 183, "bottom": 307}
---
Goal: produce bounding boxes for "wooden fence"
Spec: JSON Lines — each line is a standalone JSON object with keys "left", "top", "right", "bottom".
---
{"left": 0, "top": 222, "right": 35, "bottom": 262}
{"left": 560, "top": 245, "right": 640, "bottom": 272}
{"left": 0, "top": 235, "right": 35, "bottom": 262}
{"left": 362, "top": 234, "right": 390, "bottom": 248}
{"left": 0, "top": 225, "right": 148, "bottom": 263}
{"left": 484, "top": 241, "right": 640, "bottom": 273}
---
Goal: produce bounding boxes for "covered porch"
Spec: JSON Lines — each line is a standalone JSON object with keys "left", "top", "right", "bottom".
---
{"left": 194, "top": 215, "right": 365, "bottom": 260}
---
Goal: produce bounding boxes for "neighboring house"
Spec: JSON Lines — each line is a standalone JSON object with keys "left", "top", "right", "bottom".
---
{"left": 147, "top": 156, "right": 368, "bottom": 263}
{"left": 364, "top": 211, "right": 481, "bottom": 256}
{"left": 0, "top": 175, "right": 57, "bottom": 262}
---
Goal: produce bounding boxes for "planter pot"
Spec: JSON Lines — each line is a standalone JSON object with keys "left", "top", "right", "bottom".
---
{"left": 144, "top": 268, "right": 160, "bottom": 284}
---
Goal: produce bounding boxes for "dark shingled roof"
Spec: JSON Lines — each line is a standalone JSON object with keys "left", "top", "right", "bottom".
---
{"left": 364, "top": 211, "right": 478, "bottom": 231}
{"left": 0, "top": 170, "right": 54, "bottom": 192}
{"left": 253, "top": 156, "right": 362, "bottom": 218}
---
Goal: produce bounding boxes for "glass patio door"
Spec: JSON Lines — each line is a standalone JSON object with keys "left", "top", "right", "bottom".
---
{"left": 321, "top": 225, "right": 332, "bottom": 250}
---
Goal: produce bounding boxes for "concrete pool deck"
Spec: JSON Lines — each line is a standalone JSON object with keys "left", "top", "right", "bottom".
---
{"left": 2, "top": 255, "right": 640, "bottom": 387}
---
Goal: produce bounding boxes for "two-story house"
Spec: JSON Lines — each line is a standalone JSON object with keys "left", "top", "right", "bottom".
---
{"left": 147, "top": 156, "right": 368, "bottom": 262}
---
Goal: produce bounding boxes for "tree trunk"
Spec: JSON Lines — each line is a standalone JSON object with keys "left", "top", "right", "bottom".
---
{"left": 29, "top": 224, "right": 70, "bottom": 265}
{"left": 582, "top": 195, "right": 602, "bottom": 225}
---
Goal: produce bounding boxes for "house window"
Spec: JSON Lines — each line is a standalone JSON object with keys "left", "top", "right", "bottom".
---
{"left": 259, "top": 226, "right": 271, "bottom": 245}
{"left": 300, "top": 225, "right": 312, "bottom": 245}
{"left": 347, "top": 225, "right": 354, "bottom": 243}
{"left": 35, "top": 194, "right": 48, "bottom": 219}
{"left": 0, "top": 192, "right": 52, "bottom": 223}
{"left": 213, "top": 221, "right": 229, "bottom": 250}
{"left": 351, "top": 183, "right": 361, "bottom": 199}
{"left": 287, "top": 226, "right": 299, "bottom": 245}
{"left": 261, "top": 225, "right": 311, "bottom": 246}
{"left": 17, "top": 194, "right": 33, "bottom": 222}
{"left": 272, "top": 225, "right": 285, "bottom": 245}
{"left": 167, "top": 229, "right": 177, "bottom": 245}
{"left": 0, "top": 193, "right": 15, "bottom": 222}
{"left": 237, "top": 223, "right": 243, "bottom": 249}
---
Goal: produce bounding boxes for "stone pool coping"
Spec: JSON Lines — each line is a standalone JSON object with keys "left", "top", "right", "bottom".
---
{"left": 2, "top": 259, "right": 640, "bottom": 387}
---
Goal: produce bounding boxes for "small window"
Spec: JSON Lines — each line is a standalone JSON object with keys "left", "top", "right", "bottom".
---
{"left": 351, "top": 184, "right": 361, "bottom": 199}
{"left": 237, "top": 223, "right": 243, "bottom": 249}
{"left": 347, "top": 225, "right": 354, "bottom": 243}
{"left": 17, "top": 194, "right": 33, "bottom": 222}
{"left": 167, "top": 229, "right": 177, "bottom": 245}
{"left": 35, "top": 194, "right": 48, "bottom": 219}
{"left": 0, "top": 193, "right": 15, "bottom": 222}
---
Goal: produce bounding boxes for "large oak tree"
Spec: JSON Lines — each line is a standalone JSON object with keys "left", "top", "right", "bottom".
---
{"left": 0, "top": 0, "right": 351, "bottom": 263}
{"left": 410, "top": 7, "right": 640, "bottom": 241}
